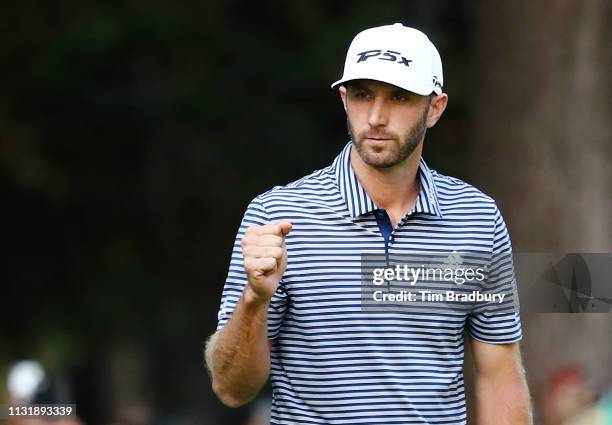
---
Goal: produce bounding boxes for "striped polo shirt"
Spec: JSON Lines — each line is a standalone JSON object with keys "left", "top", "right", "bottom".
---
{"left": 216, "top": 142, "right": 522, "bottom": 424}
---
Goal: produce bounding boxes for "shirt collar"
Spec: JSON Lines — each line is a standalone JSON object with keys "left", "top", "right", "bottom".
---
{"left": 412, "top": 157, "right": 444, "bottom": 218}
{"left": 332, "top": 142, "right": 443, "bottom": 219}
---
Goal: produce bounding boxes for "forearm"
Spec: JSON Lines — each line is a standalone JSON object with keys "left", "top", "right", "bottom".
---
{"left": 206, "top": 286, "right": 271, "bottom": 407}
{"left": 475, "top": 365, "right": 532, "bottom": 424}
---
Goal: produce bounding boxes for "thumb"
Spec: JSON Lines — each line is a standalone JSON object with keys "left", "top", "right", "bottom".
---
{"left": 279, "top": 222, "right": 292, "bottom": 236}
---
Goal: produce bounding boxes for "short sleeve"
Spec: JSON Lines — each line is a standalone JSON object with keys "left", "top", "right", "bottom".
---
{"left": 466, "top": 206, "right": 522, "bottom": 344}
{"left": 216, "top": 197, "right": 288, "bottom": 339}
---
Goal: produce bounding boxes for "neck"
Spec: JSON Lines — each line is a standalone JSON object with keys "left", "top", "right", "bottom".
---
{"left": 350, "top": 144, "right": 422, "bottom": 225}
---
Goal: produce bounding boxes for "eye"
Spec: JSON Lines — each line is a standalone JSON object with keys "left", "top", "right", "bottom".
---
{"left": 350, "top": 89, "right": 371, "bottom": 100}
{"left": 392, "top": 93, "right": 410, "bottom": 102}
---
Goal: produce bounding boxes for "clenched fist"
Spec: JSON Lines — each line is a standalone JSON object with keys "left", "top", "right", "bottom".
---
{"left": 241, "top": 222, "right": 292, "bottom": 303}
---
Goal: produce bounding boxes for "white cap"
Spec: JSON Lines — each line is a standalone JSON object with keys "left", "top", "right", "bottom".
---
{"left": 331, "top": 23, "right": 443, "bottom": 95}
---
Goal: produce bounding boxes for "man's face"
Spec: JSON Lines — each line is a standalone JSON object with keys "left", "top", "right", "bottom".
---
{"left": 340, "top": 79, "right": 432, "bottom": 169}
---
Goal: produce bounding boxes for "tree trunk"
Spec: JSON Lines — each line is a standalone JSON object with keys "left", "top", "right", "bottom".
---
{"left": 470, "top": 0, "right": 612, "bottom": 421}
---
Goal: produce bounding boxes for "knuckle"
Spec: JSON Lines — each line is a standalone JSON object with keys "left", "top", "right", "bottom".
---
{"left": 242, "top": 245, "right": 257, "bottom": 258}
{"left": 262, "top": 235, "right": 276, "bottom": 246}
{"left": 245, "top": 225, "right": 258, "bottom": 236}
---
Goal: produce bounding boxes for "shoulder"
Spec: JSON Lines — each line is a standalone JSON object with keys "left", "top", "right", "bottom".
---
{"left": 428, "top": 168, "right": 513, "bottom": 250}
{"left": 429, "top": 168, "right": 503, "bottom": 219}
{"left": 247, "top": 164, "right": 340, "bottom": 215}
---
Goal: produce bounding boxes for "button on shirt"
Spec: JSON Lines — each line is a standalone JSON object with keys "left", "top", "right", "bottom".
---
{"left": 216, "top": 142, "right": 522, "bottom": 425}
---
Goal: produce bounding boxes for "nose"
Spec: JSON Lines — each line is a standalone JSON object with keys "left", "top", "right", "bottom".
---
{"left": 367, "top": 97, "right": 388, "bottom": 128}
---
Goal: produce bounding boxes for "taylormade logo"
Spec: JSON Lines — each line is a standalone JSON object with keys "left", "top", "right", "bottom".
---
{"left": 356, "top": 50, "right": 412, "bottom": 66}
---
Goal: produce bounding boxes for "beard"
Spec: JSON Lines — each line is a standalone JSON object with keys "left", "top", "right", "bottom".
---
{"left": 348, "top": 106, "right": 429, "bottom": 169}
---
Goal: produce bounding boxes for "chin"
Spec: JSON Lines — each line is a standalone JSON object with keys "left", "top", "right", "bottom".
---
{"left": 361, "top": 152, "right": 399, "bottom": 169}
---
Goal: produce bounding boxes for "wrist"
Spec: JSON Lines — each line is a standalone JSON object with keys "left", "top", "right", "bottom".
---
{"left": 243, "top": 285, "right": 271, "bottom": 309}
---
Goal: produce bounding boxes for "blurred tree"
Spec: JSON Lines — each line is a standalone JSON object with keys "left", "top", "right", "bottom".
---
{"left": 471, "top": 0, "right": 612, "bottom": 421}
{"left": 1, "top": 1, "right": 470, "bottom": 423}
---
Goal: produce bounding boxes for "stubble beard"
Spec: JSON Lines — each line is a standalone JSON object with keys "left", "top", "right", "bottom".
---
{"left": 348, "top": 106, "right": 429, "bottom": 169}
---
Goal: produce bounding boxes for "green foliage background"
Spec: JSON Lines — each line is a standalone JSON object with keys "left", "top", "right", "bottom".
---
{"left": 1, "top": 1, "right": 475, "bottom": 423}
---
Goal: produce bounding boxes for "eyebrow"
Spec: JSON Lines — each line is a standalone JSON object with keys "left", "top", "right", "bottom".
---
{"left": 391, "top": 88, "right": 414, "bottom": 97}
{"left": 348, "top": 83, "right": 413, "bottom": 98}
{"left": 347, "top": 83, "right": 368, "bottom": 91}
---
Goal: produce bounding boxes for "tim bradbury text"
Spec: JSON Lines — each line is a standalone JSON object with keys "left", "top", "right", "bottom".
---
{"left": 372, "top": 290, "right": 506, "bottom": 304}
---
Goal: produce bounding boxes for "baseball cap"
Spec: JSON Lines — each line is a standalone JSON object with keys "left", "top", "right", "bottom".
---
{"left": 331, "top": 23, "right": 443, "bottom": 96}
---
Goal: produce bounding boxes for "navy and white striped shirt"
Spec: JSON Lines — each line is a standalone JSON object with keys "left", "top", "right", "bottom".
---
{"left": 217, "top": 142, "right": 522, "bottom": 424}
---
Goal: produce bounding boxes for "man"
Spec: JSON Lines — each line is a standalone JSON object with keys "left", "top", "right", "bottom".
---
{"left": 206, "top": 23, "right": 532, "bottom": 424}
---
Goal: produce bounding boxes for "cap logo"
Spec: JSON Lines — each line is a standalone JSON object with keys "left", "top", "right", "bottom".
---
{"left": 356, "top": 49, "right": 412, "bottom": 67}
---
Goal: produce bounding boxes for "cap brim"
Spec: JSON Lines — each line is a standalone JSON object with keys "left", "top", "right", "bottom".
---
{"left": 330, "top": 75, "right": 436, "bottom": 96}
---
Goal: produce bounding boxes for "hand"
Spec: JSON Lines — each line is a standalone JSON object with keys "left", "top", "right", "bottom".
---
{"left": 241, "top": 222, "right": 292, "bottom": 303}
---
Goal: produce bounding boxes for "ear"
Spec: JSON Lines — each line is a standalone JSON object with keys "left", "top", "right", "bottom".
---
{"left": 426, "top": 93, "right": 448, "bottom": 128}
{"left": 339, "top": 86, "right": 348, "bottom": 113}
